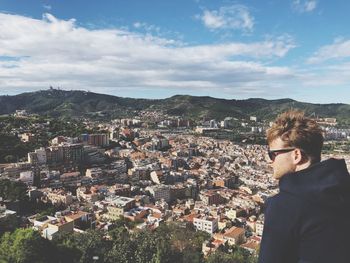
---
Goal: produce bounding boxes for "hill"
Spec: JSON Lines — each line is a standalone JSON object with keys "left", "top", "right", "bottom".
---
{"left": 1, "top": 89, "right": 350, "bottom": 122}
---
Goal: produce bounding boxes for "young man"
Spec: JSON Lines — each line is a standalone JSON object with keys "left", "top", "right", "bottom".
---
{"left": 258, "top": 111, "right": 350, "bottom": 263}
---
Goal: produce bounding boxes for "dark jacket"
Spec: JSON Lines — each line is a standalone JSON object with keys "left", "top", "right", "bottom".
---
{"left": 258, "top": 158, "right": 350, "bottom": 263}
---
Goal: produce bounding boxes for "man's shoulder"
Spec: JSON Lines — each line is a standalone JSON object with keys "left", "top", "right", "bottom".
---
{"left": 266, "top": 191, "right": 308, "bottom": 213}
{"left": 267, "top": 190, "right": 302, "bottom": 202}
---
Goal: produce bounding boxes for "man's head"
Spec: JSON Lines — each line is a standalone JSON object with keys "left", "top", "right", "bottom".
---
{"left": 267, "top": 110, "right": 324, "bottom": 179}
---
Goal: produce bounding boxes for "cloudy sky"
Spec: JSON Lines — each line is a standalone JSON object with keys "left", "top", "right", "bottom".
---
{"left": 0, "top": 0, "right": 350, "bottom": 103}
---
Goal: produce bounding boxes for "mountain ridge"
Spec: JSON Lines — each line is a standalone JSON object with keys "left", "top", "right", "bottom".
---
{"left": 1, "top": 89, "right": 350, "bottom": 122}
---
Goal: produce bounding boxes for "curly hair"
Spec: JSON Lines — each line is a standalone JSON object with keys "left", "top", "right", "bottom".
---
{"left": 267, "top": 110, "right": 324, "bottom": 163}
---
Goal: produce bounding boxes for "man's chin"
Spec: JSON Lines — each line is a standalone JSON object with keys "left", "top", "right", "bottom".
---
{"left": 272, "top": 173, "right": 283, "bottom": 180}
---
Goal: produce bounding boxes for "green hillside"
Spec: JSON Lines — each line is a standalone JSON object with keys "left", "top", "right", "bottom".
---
{"left": 1, "top": 89, "right": 350, "bottom": 123}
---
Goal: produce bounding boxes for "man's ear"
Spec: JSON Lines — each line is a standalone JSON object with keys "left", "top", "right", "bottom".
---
{"left": 292, "top": 148, "right": 303, "bottom": 164}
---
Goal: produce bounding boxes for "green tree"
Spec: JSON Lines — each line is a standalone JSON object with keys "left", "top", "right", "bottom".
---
{"left": 206, "top": 245, "right": 257, "bottom": 263}
{"left": 0, "top": 213, "right": 19, "bottom": 236}
{"left": 155, "top": 223, "right": 208, "bottom": 263}
{"left": 52, "top": 232, "right": 81, "bottom": 263}
{"left": 206, "top": 250, "right": 242, "bottom": 263}
{"left": 0, "top": 228, "right": 56, "bottom": 263}
{"left": 0, "top": 179, "right": 28, "bottom": 202}
{"left": 106, "top": 227, "right": 135, "bottom": 263}
{"left": 4, "top": 155, "right": 16, "bottom": 163}
{"left": 132, "top": 228, "right": 175, "bottom": 263}
{"left": 53, "top": 230, "right": 110, "bottom": 263}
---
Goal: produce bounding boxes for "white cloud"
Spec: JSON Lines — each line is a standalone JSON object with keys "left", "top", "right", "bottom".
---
{"left": 297, "top": 63, "right": 350, "bottom": 88}
{"left": 132, "top": 21, "right": 184, "bottom": 45}
{"left": 307, "top": 38, "right": 350, "bottom": 63}
{"left": 0, "top": 12, "right": 297, "bottom": 98}
{"left": 197, "top": 5, "right": 254, "bottom": 32}
{"left": 133, "top": 21, "right": 160, "bottom": 33}
{"left": 292, "top": 0, "right": 317, "bottom": 13}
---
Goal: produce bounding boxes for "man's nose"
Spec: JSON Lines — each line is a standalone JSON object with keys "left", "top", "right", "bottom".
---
{"left": 265, "top": 154, "right": 273, "bottom": 165}
{"left": 267, "top": 162, "right": 274, "bottom": 169}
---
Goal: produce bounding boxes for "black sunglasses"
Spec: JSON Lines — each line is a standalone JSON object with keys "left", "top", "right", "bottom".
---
{"left": 268, "top": 148, "right": 295, "bottom": 161}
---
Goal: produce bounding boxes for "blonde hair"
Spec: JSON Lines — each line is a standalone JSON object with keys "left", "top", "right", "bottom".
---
{"left": 267, "top": 110, "right": 324, "bottom": 163}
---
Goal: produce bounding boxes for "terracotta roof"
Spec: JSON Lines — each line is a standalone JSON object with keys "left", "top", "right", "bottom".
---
{"left": 151, "top": 212, "right": 162, "bottom": 219}
{"left": 251, "top": 236, "right": 262, "bottom": 242}
{"left": 224, "top": 227, "right": 245, "bottom": 239}
{"left": 183, "top": 213, "right": 198, "bottom": 222}
{"left": 240, "top": 240, "right": 259, "bottom": 250}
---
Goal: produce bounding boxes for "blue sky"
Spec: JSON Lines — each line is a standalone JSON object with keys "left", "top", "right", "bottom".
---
{"left": 0, "top": 0, "right": 350, "bottom": 103}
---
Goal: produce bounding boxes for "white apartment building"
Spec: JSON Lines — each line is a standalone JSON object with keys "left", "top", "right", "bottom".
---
{"left": 19, "top": 171, "right": 34, "bottom": 185}
{"left": 255, "top": 220, "right": 264, "bottom": 236}
{"left": 28, "top": 147, "right": 47, "bottom": 165}
{"left": 193, "top": 216, "right": 218, "bottom": 234}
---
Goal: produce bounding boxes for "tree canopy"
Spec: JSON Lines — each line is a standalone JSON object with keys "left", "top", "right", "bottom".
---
{"left": 0, "top": 221, "right": 258, "bottom": 263}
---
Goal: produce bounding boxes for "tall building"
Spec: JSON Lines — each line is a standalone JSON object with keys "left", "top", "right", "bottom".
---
{"left": 210, "top": 120, "right": 218, "bottom": 128}
{"left": 109, "top": 127, "right": 119, "bottom": 141}
{"left": 62, "top": 144, "right": 84, "bottom": 164}
{"left": 80, "top": 134, "right": 109, "bottom": 147}
{"left": 146, "top": 184, "right": 171, "bottom": 202}
{"left": 199, "top": 191, "right": 224, "bottom": 206}
{"left": 46, "top": 146, "right": 64, "bottom": 164}
{"left": 151, "top": 136, "right": 169, "bottom": 151}
{"left": 28, "top": 148, "right": 47, "bottom": 165}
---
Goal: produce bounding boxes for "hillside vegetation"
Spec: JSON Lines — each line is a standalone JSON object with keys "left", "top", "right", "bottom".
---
{"left": 1, "top": 89, "right": 350, "bottom": 122}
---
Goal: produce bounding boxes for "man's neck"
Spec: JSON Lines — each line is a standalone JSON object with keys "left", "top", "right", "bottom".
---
{"left": 295, "top": 160, "right": 312, "bottom": 172}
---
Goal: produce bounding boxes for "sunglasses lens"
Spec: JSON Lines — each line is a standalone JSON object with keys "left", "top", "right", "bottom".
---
{"left": 268, "top": 148, "right": 295, "bottom": 161}
{"left": 268, "top": 151, "right": 275, "bottom": 161}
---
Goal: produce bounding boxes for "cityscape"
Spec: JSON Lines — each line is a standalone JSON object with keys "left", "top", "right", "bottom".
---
{"left": 1, "top": 0, "right": 350, "bottom": 262}
{"left": 1, "top": 100, "right": 350, "bottom": 262}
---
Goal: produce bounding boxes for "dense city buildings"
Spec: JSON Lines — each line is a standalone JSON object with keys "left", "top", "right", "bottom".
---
{"left": 1, "top": 113, "right": 350, "bottom": 260}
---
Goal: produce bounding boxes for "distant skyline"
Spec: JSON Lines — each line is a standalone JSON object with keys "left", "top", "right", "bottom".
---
{"left": 0, "top": 0, "right": 350, "bottom": 103}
